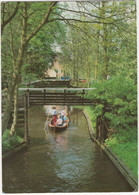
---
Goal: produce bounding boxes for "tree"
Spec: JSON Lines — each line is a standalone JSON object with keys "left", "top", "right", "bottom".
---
{"left": 2, "top": 1, "right": 58, "bottom": 132}
{"left": 60, "top": 1, "right": 136, "bottom": 83}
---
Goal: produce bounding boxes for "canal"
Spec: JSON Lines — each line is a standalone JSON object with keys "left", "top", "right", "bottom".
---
{"left": 2, "top": 106, "right": 133, "bottom": 193}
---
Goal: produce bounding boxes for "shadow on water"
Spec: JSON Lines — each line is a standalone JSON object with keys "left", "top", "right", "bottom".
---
{"left": 2, "top": 105, "right": 133, "bottom": 193}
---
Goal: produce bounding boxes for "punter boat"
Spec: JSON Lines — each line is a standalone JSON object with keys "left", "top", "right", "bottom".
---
{"left": 48, "top": 117, "right": 69, "bottom": 131}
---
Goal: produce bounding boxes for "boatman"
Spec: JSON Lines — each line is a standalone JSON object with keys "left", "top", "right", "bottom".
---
{"left": 51, "top": 106, "right": 57, "bottom": 126}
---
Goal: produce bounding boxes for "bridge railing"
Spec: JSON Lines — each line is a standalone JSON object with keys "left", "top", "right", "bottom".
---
{"left": 19, "top": 87, "right": 96, "bottom": 92}
{"left": 21, "top": 79, "right": 71, "bottom": 88}
{"left": 19, "top": 88, "right": 96, "bottom": 106}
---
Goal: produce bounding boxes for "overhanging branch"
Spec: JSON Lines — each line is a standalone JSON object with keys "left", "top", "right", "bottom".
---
{"left": 25, "top": 2, "right": 58, "bottom": 44}
{"left": 1, "top": 2, "right": 20, "bottom": 35}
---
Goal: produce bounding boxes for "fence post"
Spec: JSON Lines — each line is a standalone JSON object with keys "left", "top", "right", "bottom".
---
{"left": 64, "top": 89, "right": 66, "bottom": 105}
{"left": 82, "top": 89, "right": 85, "bottom": 105}
{"left": 44, "top": 89, "right": 46, "bottom": 105}
{"left": 68, "top": 80, "right": 70, "bottom": 88}
{"left": 24, "top": 93, "right": 29, "bottom": 144}
{"left": 96, "top": 116, "right": 99, "bottom": 140}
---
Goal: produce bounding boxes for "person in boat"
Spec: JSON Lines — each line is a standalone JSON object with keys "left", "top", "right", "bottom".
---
{"left": 55, "top": 114, "right": 63, "bottom": 126}
{"left": 61, "top": 108, "right": 67, "bottom": 124}
{"left": 63, "top": 113, "right": 68, "bottom": 124}
{"left": 51, "top": 106, "right": 57, "bottom": 126}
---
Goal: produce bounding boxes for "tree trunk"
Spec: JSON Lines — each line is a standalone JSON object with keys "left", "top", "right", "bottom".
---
{"left": 10, "top": 83, "right": 18, "bottom": 135}
{"left": 2, "top": 3, "right": 27, "bottom": 131}
{"left": 95, "top": 31, "right": 100, "bottom": 81}
{"left": 88, "top": 66, "right": 90, "bottom": 87}
{"left": 2, "top": 82, "right": 15, "bottom": 132}
{"left": 73, "top": 60, "right": 76, "bottom": 82}
{"left": 102, "top": 1, "right": 109, "bottom": 80}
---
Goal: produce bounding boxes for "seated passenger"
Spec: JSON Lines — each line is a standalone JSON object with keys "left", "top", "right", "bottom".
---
{"left": 63, "top": 114, "right": 68, "bottom": 124}
{"left": 56, "top": 115, "right": 63, "bottom": 126}
{"left": 61, "top": 108, "right": 67, "bottom": 124}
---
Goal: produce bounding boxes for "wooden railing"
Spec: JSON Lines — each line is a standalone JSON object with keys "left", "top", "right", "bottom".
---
{"left": 22, "top": 79, "right": 71, "bottom": 88}
{"left": 19, "top": 88, "right": 95, "bottom": 106}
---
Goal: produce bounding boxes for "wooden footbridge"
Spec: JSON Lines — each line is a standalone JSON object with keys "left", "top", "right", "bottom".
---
{"left": 18, "top": 81, "right": 95, "bottom": 144}
{"left": 19, "top": 87, "right": 95, "bottom": 106}
{"left": 19, "top": 77, "right": 96, "bottom": 106}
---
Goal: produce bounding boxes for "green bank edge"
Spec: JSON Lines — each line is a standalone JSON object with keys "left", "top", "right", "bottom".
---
{"left": 83, "top": 109, "right": 138, "bottom": 191}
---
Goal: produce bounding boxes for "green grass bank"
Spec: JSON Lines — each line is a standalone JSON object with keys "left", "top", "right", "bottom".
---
{"left": 84, "top": 106, "right": 138, "bottom": 178}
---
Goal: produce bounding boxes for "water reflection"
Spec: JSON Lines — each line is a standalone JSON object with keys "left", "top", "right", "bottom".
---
{"left": 2, "top": 106, "right": 133, "bottom": 193}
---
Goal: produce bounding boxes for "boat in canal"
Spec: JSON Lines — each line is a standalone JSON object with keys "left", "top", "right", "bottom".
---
{"left": 48, "top": 117, "right": 69, "bottom": 131}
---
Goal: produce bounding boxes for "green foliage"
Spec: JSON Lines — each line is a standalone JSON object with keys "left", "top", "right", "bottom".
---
{"left": 85, "top": 74, "right": 137, "bottom": 133}
{"left": 72, "top": 105, "right": 85, "bottom": 110}
{"left": 16, "top": 128, "right": 24, "bottom": 138}
{"left": 22, "top": 18, "right": 66, "bottom": 82}
{"left": 105, "top": 137, "right": 138, "bottom": 177}
{"left": 60, "top": 1, "right": 136, "bottom": 83}
{"left": 2, "top": 129, "right": 24, "bottom": 153}
{"left": 1, "top": 1, "right": 67, "bottom": 87}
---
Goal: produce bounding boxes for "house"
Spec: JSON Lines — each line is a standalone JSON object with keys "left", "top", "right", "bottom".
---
{"left": 46, "top": 56, "right": 64, "bottom": 79}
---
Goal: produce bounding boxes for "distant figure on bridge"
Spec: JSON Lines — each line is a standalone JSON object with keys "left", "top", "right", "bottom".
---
{"left": 61, "top": 76, "right": 65, "bottom": 80}
{"left": 66, "top": 76, "right": 71, "bottom": 80}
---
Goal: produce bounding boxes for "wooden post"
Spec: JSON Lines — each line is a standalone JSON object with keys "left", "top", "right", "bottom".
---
{"left": 24, "top": 93, "right": 29, "bottom": 144}
{"left": 82, "top": 89, "right": 85, "bottom": 105}
{"left": 96, "top": 116, "right": 100, "bottom": 140}
{"left": 68, "top": 80, "right": 70, "bottom": 88}
{"left": 64, "top": 89, "right": 66, "bottom": 105}
{"left": 27, "top": 89, "right": 30, "bottom": 107}
{"left": 67, "top": 105, "right": 70, "bottom": 116}
{"left": 44, "top": 89, "right": 46, "bottom": 105}
{"left": 100, "top": 119, "right": 104, "bottom": 144}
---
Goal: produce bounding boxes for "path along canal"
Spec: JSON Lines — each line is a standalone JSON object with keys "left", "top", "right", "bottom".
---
{"left": 3, "top": 106, "right": 133, "bottom": 193}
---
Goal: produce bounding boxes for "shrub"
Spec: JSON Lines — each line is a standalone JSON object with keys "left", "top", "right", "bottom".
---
{"left": 2, "top": 129, "right": 24, "bottom": 153}
{"left": 85, "top": 74, "right": 137, "bottom": 136}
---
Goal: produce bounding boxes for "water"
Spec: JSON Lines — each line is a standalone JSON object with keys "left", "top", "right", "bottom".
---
{"left": 2, "top": 106, "right": 133, "bottom": 193}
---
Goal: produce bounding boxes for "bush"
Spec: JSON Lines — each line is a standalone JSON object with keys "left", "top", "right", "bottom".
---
{"left": 2, "top": 129, "right": 24, "bottom": 153}
{"left": 85, "top": 74, "right": 137, "bottom": 135}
